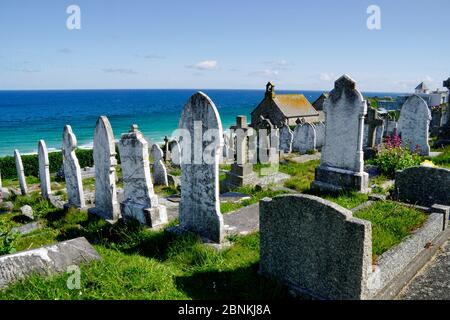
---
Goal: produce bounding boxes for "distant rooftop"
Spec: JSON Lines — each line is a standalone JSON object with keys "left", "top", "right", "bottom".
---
{"left": 273, "top": 94, "right": 318, "bottom": 118}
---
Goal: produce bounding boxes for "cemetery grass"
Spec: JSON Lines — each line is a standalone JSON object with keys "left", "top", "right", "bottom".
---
{"left": 425, "top": 145, "right": 450, "bottom": 168}
{"left": 0, "top": 192, "right": 290, "bottom": 300}
{"left": 353, "top": 201, "right": 427, "bottom": 262}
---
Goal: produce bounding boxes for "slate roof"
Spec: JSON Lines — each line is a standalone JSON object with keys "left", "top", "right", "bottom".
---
{"left": 272, "top": 94, "right": 318, "bottom": 118}
{"left": 416, "top": 82, "right": 429, "bottom": 91}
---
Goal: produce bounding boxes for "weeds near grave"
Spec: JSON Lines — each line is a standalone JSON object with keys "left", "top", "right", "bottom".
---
{"left": 423, "top": 145, "right": 450, "bottom": 169}
{"left": 280, "top": 159, "right": 319, "bottom": 192}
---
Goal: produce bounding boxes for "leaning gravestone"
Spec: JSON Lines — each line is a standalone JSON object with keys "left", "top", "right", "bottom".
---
{"left": 62, "top": 125, "right": 85, "bottom": 208}
{"left": 311, "top": 75, "right": 369, "bottom": 193}
{"left": 119, "top": 125, "right": 167, "bottom": 227}
{"left": 38, "top": 140, "right": 51, "bottom": 199}
{"left": 0, "top": 237, "right": 100, "bottom": 289}
{"left": 293, "top": 123, "right": 316, "bottom": 154}
{"left": 14, "top": 149, "right": 28, "bottom": 195}
{"left": 279, "top": 124, "right": 293, "bottom": 154}
{"left": 398, "top": 95, "right": 431, "bottom": 156}
{"left": 178, "top": 92, "right": 224, "bottom": 243}
{"left": 151, "top": 144, "right": 169, "bottom": 186}
{"left": 259, "top": 194, "right": 372, "bottom": 300}
{"left": 89, "top": 116, "right": 120, "bottom": 220}
{"left": 394, "top": 166, "right": 450, "bottom": 207}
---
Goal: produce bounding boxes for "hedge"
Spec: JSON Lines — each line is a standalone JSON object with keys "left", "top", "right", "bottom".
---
{"left": 0, "top": 149, "right": 94, "bottom": 180}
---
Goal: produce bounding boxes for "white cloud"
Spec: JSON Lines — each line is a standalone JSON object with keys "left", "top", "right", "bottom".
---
{"left": 248, "top": 69, "right": 279, "bottom": 78}
{"left": 319, "top": 73, "right": 335, "bottom": 81}
{"left": 263, "top": 59, "right": 291, "bottom": 67}
{"left": 102, "top": 68, "right": 138, "bottom": 75}
{"left": 188, "top": 60, "right": 218, "bottom": 70}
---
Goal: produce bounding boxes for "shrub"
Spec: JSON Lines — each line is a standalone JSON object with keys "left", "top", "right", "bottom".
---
{"left": 0, "top": 149, "right": 94, "bottom": 179}
{"left": 373, "top": 133, "right": 421, "bottom": 178}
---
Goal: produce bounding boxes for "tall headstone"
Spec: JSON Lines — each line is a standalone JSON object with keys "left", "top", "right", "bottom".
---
{"left": 178, "top": 92, "right": 224, "bottom": 243}
{"left": 259, "top": 194, "right": 372, "bottom": 300}
{"left": 315, "top": 121, "right": 326, "bottom": 149}
{"left": 169, "top": 140, "right": 182, "bottom": 167}
{"left": 375, "top": 123, "right": 385, "bottom": 145}
{"left": 398, "top": 95, "right": 431, "bottom": 156}
{"left": 364, "top": 107, "right": 383, "bottom": 149}
{"left": 292, "top": 123, "right": 316, "bottom": 154}
{"left": 279, "top": 123, "right": 293, "bottom": 154}
{"left": 163, "top": 136, "right": 171, "bottom": 163}
{"left": 14, "top": 149, "right": 28, "bottom": 195}
{"left": 224, "top": 116, "right": 257, "bottom": 189}
{"left": 62, "top": 125, "right": 85, "bottom": 208}
{"left": 151, "top": 144, "right": 169, "bottom": 186}
{"left": 311, "top": 75, "right": 369, "bottom": 193}
{"left": 119, "top": 125, "right": 167, "bottom": 227}
{"left": 88, "top": 116, "right": 120, "bottom": 220}
{"left": 436, "top": 78, "right": 450, "bottom": 147}
{"left": 38, "top": 140, "right": 51, "bottom": 199}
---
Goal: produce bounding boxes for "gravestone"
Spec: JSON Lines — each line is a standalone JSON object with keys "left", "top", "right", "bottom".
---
{"left": 364, "top": 107, "right": 383, "bottom": 149}
{"left": 38, "top": 140, "right": 51, "bottom": 199}
{"left": 436, "top": 78, "right": 450, "bottom": 147}
{"left": 178, "top": 92, "right": 224, "bottom": 243}
{"left": 311, "top": 75, "right": 369, "bottom": 193}
{"left": 315, "top": 121, "right": 326, "bottom": 149}
{"left": 259, "top": 194, "right": 372, "bottom": 300}
{"left": 394, "top": 166, "right": 450, "bottom": 207}
{"left": 385, "top": 120, "right": 398, "bottom": 137}
{"left": 163, "top": 136, "right": 171, "bottom": 163}
{"left": 257, "top": 116, "right": 274, "bottom": 164}
{"left": 119, "top": 125, "right": 167, "bottom": 227}
{"left": 224, "top": 116, "right": 257, "bottom": 189}
{"left": 222, "top": 134, "right": 230, "bottom": 160}
{"left": 292, "top": 123, "right": 316, "bottom": 154}
{"left": 14, "top": 149, "right": 28, "bottom": 195}
{"left": 62, "top": 125, "right": 85, "bottom": 208}
{"left": 169, "top": 140, "right": 182, "bottom": 167}
{"left": 398, "top": 95, "right": 431, "bottom": 156}
{"left": 431, "top": 108, "right": 443, "bottom": 136}
{"left": 151, "top": 144, "right": 169, "bottom": 186}
{"left": 375, "top": 123, "right": 385, "bottom": 145}
{"left": 0, "top": 237, "right": 100, "bottom": 289}
{"left": 279, "top": 123, "right": 293, "bottom": 153}
{"left": 89, "top": 116, "right": 120, "bottom": 220}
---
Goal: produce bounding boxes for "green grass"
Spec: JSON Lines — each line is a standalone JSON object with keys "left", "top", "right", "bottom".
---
{"left": 280, "top": 159, "right": 320, "bottom": 192}
{"left": 0, "top": 213, "right": 288, "bottom": 299}
{"left": 424, "top": 145, "right": 450, "bottom": 169}
{"left": 153, "top": 185, "right": 179, "bottom": 197}
{"left": 220, "top": 186, "right": 288, "bottom": 214}
{"left": 354, "top": 201, "right": 428, "bottom": 262}
{"left": 320, "top": 191, "right": 369, "bottom": 210}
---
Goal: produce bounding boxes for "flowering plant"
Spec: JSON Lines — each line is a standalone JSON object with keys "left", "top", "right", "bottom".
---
{"left": 374, "top": 132, "right": 421, "bottom": 178}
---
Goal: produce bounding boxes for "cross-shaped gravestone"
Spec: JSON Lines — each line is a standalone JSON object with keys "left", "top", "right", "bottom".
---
{"left": 365, "top": 106, "right": 383, "bottom": 148}
{"left": 224, "top": 115, "right": 257, "bottom": 189}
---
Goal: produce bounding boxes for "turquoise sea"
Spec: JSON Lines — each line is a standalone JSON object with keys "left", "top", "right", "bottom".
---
{"left": 0, "top": 89, "right": 402, "bottom": 157}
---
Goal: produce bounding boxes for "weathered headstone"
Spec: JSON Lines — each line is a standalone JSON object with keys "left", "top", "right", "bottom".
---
{"left": 89, "top": 116, "right": 120, "bottom": 220}
{"left": 169, "top": 140, "right": 181, "bottom": 167}
{"left": 178, "top": 92, "right": 224, "bottom": 243}
{"left": 394, "top": 166, "right": 450, "bottom": 207}
{"left": 279, "top": 123, "right": 293, "bottom": 153}
{"left": 364, "top": 107, "right": 383, "bottom": 149}
{"left": 315, "top": 121, "right": 326, "bottom": 149}
{"left": 151, "top": 144, "right": 169, "bottom": 186}
{"left": 224, "top": 116, "right": 257, "bottom": 189}
{"left": 163, "top": 136, "right": 171, "bottom": 163}
{"left": 119, "top": 125, "right": 167, "bottom": 227}
{"left": 259, "top": 194, "right": 372, "bottom": 300}
{"left": 0, "top": 237, "right": 101, "bottom": 289}
{"left": 14, "top": 149, "right": 28, "bottom": 195}
{"left": 384, "top": 120, "right": 398, "bottom": 137}
{"left": 311, "top": 75, "right": 369, "bottom": 193}
{"left": 375, "top": 123, "right": 385, "bottom": 145}
{"left": 38, "top": 140, "right": 51, "bottom": 199}
{"left": 292, "top": 123, "right": 316, "bottom": 154}
{"left": 62, "top": 125, "right": 85, "bottom": 208}
{"left": 398, "top": 95, "right": 431, "bottom": 156}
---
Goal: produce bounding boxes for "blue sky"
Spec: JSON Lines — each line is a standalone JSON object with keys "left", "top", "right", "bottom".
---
{"left": 0, "top": 0, "right": 449, "bottom": 92}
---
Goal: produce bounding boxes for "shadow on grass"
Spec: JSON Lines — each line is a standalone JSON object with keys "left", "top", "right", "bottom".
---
{"left": 175, "top": 263, "right": 292, "bottom": 300}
